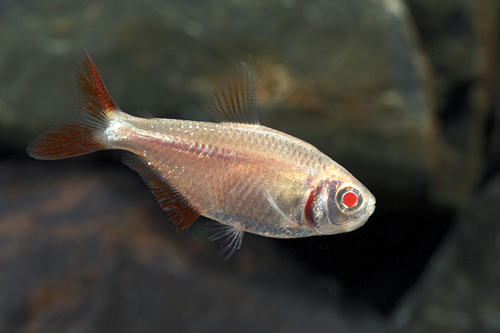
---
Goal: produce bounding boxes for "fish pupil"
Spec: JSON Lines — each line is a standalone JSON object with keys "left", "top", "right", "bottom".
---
{"left": 342, "top": 191, "right": 358, "bottom": 208}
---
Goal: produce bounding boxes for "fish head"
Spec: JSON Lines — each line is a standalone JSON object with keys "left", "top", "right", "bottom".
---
{"left": 306, "top": 174, "right": 376, "bottom": 235}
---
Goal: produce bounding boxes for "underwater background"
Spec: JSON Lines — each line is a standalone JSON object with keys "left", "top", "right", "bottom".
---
{"left": 1, "top": 0, "right": 499, "bottom": 332}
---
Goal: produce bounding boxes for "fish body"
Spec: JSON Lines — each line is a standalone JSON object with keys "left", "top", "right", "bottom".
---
{"left": 28, "top": 51, "right": 376, "bottom": 258}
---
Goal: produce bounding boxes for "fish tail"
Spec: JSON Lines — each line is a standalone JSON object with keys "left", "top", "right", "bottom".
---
{"left": 27, "top": 50, "right": 118, "bottom": 160}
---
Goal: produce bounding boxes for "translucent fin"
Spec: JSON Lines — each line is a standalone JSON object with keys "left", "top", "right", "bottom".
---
{"left": 205, "top": 62, "right": 260, "bottom": 124}
{"left": 137, "top": 110, "right": 155, "bottom": 119}
{"left": 263, "top": 187, "right": 301, "bottom": 229}
{"left": 206, "top": 222, "right": 245, "bottom": 259}
{"left": 123, "top": 155, "right": 200, "bottom": 231}
{"left": 27, "top": 50, "right": 116, "bottom": 160}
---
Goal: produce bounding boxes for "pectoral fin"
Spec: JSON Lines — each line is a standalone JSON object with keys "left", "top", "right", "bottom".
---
{"left": 263, "top": 187, "right": 301, "bottom": 230}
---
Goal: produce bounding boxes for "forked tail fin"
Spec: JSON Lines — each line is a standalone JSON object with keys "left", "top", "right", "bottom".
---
{"left": 27, "top": 50, "right": 119, "bottom": 160}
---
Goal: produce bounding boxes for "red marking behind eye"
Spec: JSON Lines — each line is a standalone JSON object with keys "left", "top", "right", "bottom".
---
{"left": 342, "top": 191, "right": 358, "bottom": 208}
{"left": 304, "top": 188, "right": 318, "bottom": 230}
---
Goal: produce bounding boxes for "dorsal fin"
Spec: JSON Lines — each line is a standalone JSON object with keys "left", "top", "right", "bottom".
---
{"left": 123, "top": 155, "right": 200, "bottom": 231}
{"left": 205, "top": 62, "right": 260, "bottom": 124}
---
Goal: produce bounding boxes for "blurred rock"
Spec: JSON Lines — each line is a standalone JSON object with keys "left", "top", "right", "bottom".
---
{"left": 403, "top": 0, "right": 500, "bottom": 205}
{"left": 0, "top": 160, "right": 388, "bottom": 332}
{"left": 403, "top": 0, "right": 476, "bottom": 101}
{"left": 0, "top": 0, "right": 440, "bottom": 203}
{"left": 391, "top": 175, "right": 500, "bottom": 333}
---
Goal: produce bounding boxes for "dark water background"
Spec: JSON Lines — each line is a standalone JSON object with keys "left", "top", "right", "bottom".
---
{"left": 1, "top": 1, "right": 499, "bottom": 332}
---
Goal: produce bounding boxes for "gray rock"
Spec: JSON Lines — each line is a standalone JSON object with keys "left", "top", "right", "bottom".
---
{"left": 403, "top": 0, "right": 500, "bottom": 206}
{"left": 403, "top": 0, "right": 476, "bottom": 100}
{"left": 1, "top": 0, "right": 439, "bottom": 201}
{"left": 391, "top": 175, "right": 500, "bottom": 333}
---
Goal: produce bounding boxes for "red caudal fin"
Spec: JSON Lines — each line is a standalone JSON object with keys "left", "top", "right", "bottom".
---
{"left": 27, "top": 50, "right": 118, "bottom": 160}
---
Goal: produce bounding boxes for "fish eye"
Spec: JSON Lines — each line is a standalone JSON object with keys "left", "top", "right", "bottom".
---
{"left": 335, "top": 186, "right": 362, "bottom": 213}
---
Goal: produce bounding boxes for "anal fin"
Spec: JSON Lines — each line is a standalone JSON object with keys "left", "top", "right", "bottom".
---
{"left": 123, "top": 155, "right": 200, "bottom": 231}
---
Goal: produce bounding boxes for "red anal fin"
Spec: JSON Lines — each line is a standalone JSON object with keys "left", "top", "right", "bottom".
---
{"left": 75, "top": 49, "right": 118, "bottom": 116}
{"left": 123, "top": 155, "right": 200, "bottom": 231}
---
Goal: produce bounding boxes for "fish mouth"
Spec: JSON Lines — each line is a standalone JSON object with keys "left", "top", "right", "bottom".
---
{"left": 353, "top": 202, "right": 376, "bottom": 228}
{"left": 368, "top": 202, "right": 376, "bottom": 216}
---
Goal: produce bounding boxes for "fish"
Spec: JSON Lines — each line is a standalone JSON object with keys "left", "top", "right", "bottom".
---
{"left": 27, "top": 50, "right": 376, "bottom": 258}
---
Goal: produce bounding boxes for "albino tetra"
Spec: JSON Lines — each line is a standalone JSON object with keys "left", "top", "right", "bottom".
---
{"left": 27, "top": 51, "right": 376, "bottom": 258}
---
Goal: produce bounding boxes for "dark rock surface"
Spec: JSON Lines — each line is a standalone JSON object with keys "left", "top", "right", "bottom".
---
{"left": 391, "top": 175, "right": 500, "bottom": 333}
{"left": 0, "top": 160, "right": 388, "bottom": 332}
{"left": 387, "top": 3, "right": 500, "bottom": 328}
{"left": 404, "top": 0, "right": 500, "bottom": 205}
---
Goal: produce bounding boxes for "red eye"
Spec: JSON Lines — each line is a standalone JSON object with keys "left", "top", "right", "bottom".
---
{"left": 335, "top": 186, "right": 362, "bottom": 213}
{"left": 342, "top": 191, "right": 358, "bottom": 208}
